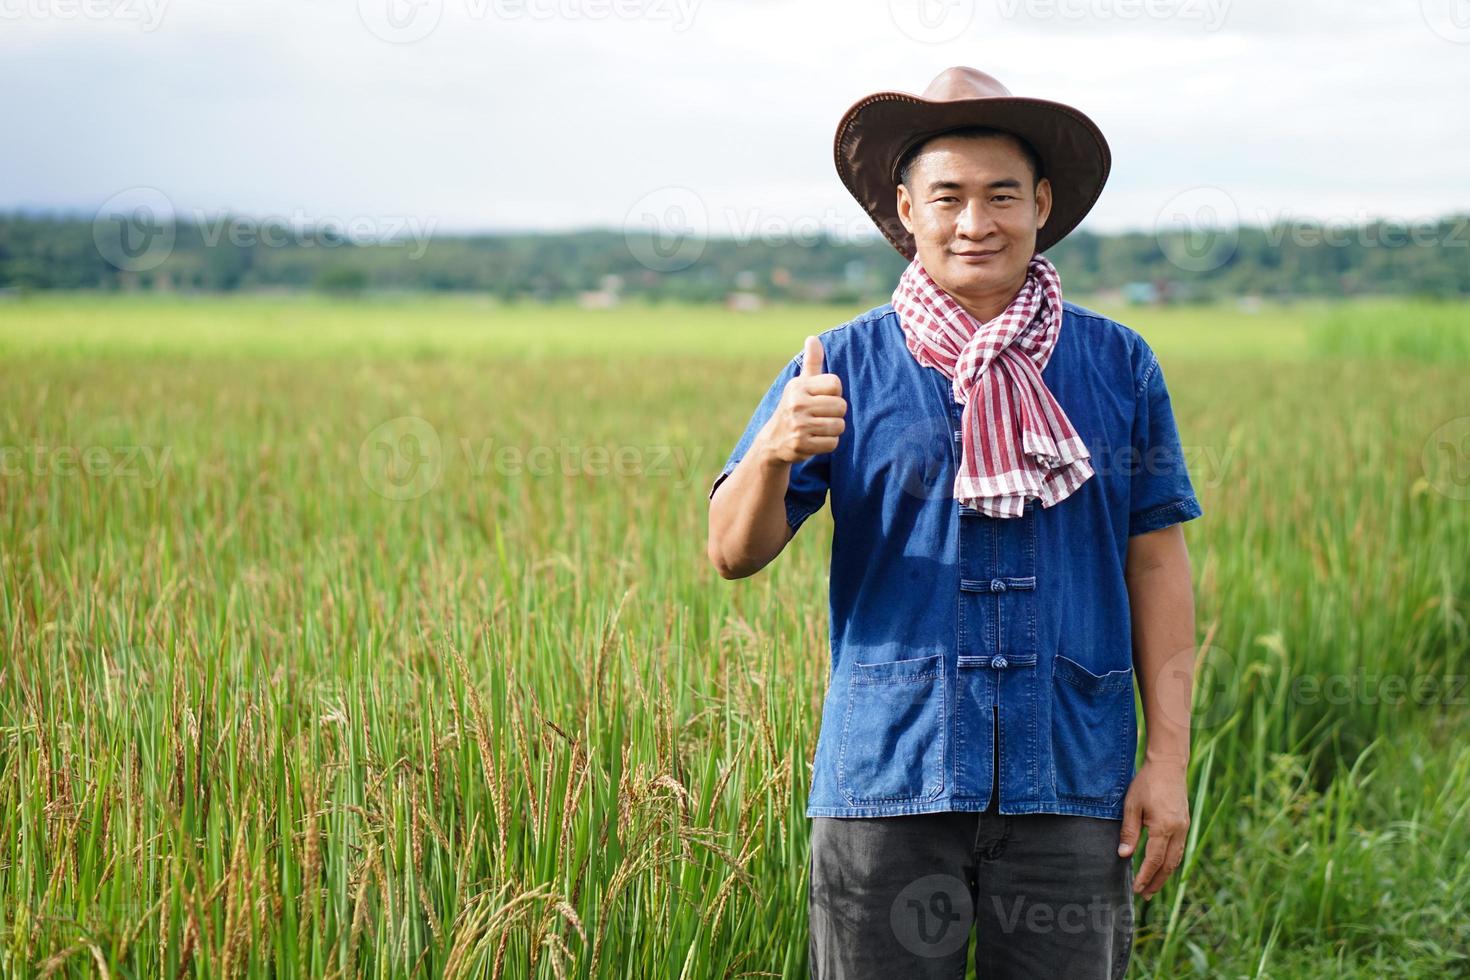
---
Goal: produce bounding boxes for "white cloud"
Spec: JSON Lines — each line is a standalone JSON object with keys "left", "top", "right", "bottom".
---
{"left": 1, "top": 0, "right": 1466, "bottom": 234}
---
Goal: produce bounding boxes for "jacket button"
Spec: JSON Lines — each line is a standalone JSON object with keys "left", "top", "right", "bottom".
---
{"left": 990, "top": 578, "right": 1006, "bottom": 592}
{"left": 993, "top": 656, "right": 1009, "bottom": 669}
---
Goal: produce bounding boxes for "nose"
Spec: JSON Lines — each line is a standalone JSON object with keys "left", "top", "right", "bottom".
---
{"left": 954, "top": 198, "right": 998, "bottom": 241}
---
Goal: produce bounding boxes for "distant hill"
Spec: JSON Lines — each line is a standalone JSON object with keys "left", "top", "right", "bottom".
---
{"left": 3, "top": 212, "right": 1467, "bottom": 302}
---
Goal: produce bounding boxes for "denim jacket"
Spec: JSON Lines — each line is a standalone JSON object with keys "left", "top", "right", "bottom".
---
{"left": 710, "top": 300, "right": 1203, "bottom": 819}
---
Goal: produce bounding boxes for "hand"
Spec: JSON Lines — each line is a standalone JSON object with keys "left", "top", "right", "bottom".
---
{"left": 758, "top": 335, "right": 847, "bottom": 464}
{"left": 1116, "top": 758, "right": 1190, "bottom": 900}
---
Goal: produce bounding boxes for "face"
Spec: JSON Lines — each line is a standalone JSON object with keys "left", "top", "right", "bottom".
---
{"left": 896, "top": 134, "right": 1053, "bottom": 318}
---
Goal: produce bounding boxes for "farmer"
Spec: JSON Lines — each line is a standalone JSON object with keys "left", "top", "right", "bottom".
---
{"left": 707, "top": 67, "right": 1203, "bottom": 978}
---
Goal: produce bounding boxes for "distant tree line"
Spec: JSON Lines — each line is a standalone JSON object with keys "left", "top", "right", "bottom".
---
{"left": 2, "top": 211, "right": 1467, "bottom": 302}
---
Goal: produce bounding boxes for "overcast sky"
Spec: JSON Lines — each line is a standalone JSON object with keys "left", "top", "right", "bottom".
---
{"left": 4, "top": 0, "right": 1468, "bottom": 241}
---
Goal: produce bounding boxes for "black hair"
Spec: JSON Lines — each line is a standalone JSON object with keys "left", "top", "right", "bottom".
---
{"left": 896, "top": 126, "right": 1044, "bottom": 192}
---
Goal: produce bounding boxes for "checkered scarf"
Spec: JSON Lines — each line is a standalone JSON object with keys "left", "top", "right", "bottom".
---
{"left": 891, "top": 253, "right": 1093, "bottom": 518}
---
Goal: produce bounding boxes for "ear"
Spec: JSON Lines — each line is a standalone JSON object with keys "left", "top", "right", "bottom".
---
{"left": 1034, "top": 177, "right": 1053, "bottom": 230}
{"left": 896, "top": 183, "right": 915, "bottom": 234}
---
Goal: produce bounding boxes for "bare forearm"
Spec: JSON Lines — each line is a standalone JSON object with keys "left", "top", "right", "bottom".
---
{"left": 708, "top": 425, "right": 794, "bottom": 579}
{"left": 1127, "top": 550, "right": 1197, "bottom": 768}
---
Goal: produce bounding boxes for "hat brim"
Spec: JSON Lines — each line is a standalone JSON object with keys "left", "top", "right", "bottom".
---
{"left": 834, "top": 92, "right": 1111, "bottom": 260}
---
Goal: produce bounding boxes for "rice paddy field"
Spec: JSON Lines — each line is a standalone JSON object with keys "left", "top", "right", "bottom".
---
{"left": 1, "top": 293, "right": 1467, "bottom": 978}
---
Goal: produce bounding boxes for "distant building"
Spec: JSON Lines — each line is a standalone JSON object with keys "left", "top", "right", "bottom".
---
{"left": 578, "top": 289, "right": 620, "bottom": 309}
{"left": 790, "top": 280, "right": 838, "bottom": 303}
{"left": 725, "top": 291, "right": 764, "bottom": 312}
{"left": 1122, "top": 281, "right": 1158, "bottom": 305}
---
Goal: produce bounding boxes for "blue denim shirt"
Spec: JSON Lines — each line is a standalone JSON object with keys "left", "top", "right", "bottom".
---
{"left": 709, "top": 300, "right": 1203, "bottom": 820}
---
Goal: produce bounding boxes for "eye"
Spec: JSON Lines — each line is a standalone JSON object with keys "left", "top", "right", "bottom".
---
{"left": 933, "top": 196, "right": 959, "bottom": 204}
{"left": 993, "top": 195, "right": 1017, "bottom": 203}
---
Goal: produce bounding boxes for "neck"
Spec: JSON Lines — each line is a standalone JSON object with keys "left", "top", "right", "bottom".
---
{"left": 949, "top": 275, "right": 1026, "bottom": 324}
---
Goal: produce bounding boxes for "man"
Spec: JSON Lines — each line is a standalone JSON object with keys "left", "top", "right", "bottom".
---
{"left": 707, "top": 67, "right": 1201, "bottom": 978}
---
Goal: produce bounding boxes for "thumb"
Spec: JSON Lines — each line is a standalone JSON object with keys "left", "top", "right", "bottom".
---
{"left": 801, "top": 335, "right": 825, "bottom": 377}
{"left": 1118, "top": 793, "right": 1142, "bottom": 857}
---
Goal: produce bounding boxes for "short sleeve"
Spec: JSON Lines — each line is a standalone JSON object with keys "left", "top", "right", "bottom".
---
{"left": 1128, "top": 344, "right": 1203, "bottom": 537}
{"left": 707, "top": 350, "right": 831, "bottom": 534}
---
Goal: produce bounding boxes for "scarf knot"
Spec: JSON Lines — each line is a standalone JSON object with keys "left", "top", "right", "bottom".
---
{"left": 891, "top": 253, "right": 1094, "bottom": 518}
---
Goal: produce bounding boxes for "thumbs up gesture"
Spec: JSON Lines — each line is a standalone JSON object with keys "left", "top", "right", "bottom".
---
{"left": 760, "top": 335, "right": 847, "bottom": 464}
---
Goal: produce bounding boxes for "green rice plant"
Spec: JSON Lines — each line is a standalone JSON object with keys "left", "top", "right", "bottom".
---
{"left": 0, "top": 295, "right": 1466, "bottom": 978}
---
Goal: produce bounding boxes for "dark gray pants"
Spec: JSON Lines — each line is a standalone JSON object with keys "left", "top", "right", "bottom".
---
{"left": 808, "top": 743, "right": 1134, "bottom": 978}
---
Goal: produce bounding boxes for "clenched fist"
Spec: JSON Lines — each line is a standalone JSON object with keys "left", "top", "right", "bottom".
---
{"left": 759, "top": 335, "right": 847, "bottom": 464}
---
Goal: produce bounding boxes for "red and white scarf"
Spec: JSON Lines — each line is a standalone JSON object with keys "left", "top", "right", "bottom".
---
{"left": 891, "top": 253, "right": 1093, "bottom": 518}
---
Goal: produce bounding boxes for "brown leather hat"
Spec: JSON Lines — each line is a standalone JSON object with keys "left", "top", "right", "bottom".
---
{"left": 834, "top": 66, "right": 1111, "bottom": 260}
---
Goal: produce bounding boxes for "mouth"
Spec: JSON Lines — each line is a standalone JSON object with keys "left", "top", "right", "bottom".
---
{"left": 952, "top": 247, "right": 1003, "bottom": 263}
